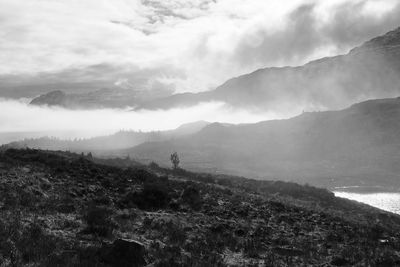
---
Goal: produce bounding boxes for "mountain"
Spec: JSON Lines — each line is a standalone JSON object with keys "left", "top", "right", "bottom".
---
{"left": 1, "top": 64, "right": 176, "bottom": 109}
{"left": 126, "top": 97, "right": 400, "bottom": 188}
{"left": 3, "top": 121, "right": 210, "bottom": 152}
{"left": 28, "top": 87, "right": 168, "bottom": 109}
{"left": 137, "top": 27, "right": 400, "bottom": 112}
{"left": 1, "top": 148, "right": 400, "bottom": 266}
{"left": 21, "top": 26, "right": 400, "bottom": 111}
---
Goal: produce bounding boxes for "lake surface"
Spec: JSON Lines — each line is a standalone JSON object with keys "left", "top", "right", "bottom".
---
{"left": 334, "top": 191, "right": 400, "bottom": 214}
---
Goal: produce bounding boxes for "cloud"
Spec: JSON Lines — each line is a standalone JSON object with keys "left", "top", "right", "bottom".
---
{"left": 234, "top": 3, "right": 320, "bottom": 67}
{"left": 0, "top": 98, "right": 282, "bottom": 140}
{"left": 233, "top": 0, "right": 400, "bottom": 68}
{"left": 0, "top": 0, "right": 399, "bottom": 94}
{"left": 323, "top": 1, "right": 400, "bottom": 49}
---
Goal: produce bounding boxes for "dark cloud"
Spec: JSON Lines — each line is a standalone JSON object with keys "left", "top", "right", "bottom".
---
{"left": 234, "top": 3, "right": 320, "bottom": 67}
{"left": 234, "top": 1, "right": 400, "bottom": 68}
{"left": 324, "top": 1, "right": 400, "bottom": 49}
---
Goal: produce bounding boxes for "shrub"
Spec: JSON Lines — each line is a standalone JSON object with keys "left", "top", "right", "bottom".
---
{"left": 134, "top": 169, "right": 156, "bottom": 182}
{"left": 0, "top": 215, "right": 60, "bottom": 266}
{"left": 170, "top": 152, "right": 180, "bottom": 170}
{"left": 83, "top": 205, "right": 115, "bottom": 237}
{"left": 181, "top": 185, "right": 202, "bottom": 210}
{"left": 148, "top": 161, "right": 160, "bottom": 169}
{"left": 145, "top": 182, "right": 170, "bottom": 209}
{"left": 126, "top": 180, "right": 171, "bottom": 210}
{"left": 18, "top": 221, "right": 58, "bottom": 263}
{"left": 165, "top": 221, "right": 186, "bottom": 245}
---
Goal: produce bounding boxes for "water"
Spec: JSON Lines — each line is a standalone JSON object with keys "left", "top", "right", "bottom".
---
{"left": 334, "top": 191, "right": 400, "bottom": 214}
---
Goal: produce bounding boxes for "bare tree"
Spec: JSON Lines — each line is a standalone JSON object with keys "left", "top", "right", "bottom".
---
{"left": 170, "top": 152, "right": 180, "bottom": 170}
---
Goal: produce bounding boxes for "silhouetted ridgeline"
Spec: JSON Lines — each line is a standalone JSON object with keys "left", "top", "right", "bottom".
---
{"left": 1, "top": 148, "right": 400, "bottom": 266}
{"left": 3, "top": 121, "right": 209, "bottom": 151}
{"left": 135, "top": 27, "right": 400, "bottom": 112}
{"left": 24, "top": 27, "right": 400, "bottom": 112}
{"left": 128, "top": 96, "right": 400, "bottom": 189}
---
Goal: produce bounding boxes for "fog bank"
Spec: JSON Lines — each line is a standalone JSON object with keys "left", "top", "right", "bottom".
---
{"left": 0, "top": 98, "right": 294, "bottom": 143}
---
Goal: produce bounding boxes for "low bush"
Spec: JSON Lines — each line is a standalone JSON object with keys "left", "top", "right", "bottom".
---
{"left": 122, "top": 180, "right": 171, "bottom": 211}
{"left": 181, "top": 185, "right": 202, "bottom": 210}
{"left": 0, "top": 215, "right": 60, "bottom": 266}
{"left": 83, "top": 205, "right": 115, "bottom": 237}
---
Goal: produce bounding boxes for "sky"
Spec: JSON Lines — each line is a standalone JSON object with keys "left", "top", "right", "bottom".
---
{"left": 1, "top": 0, "right": 400, "bottom": 92}
{"left": 1, "top": 0, "right": 400, "bottom": 138}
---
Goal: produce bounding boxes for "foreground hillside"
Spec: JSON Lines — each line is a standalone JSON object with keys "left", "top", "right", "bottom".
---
{"left": 1, "top": 149, "right": 400, "bottom": 266}
{"left": 128, "top": 97, "right": 400, "bottom": 188}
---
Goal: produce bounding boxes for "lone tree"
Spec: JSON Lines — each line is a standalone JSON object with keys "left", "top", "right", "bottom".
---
{"left": 170, "top": 152, "right": 180, "bottom": 170}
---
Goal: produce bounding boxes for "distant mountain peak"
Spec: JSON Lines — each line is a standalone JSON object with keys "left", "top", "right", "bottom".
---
{"left": 351, "top": 26, "right": 400, "bottom": 53}
{"left": 30, "top": 90, "right": 68, "bottom": 107}
{"left": 136, "top": 26, "right": 400, "bottom": 112}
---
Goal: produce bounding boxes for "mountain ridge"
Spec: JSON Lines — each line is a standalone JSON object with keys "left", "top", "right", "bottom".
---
{"left": 135, "top": 26, "right": 400, "bottom": 112}
{"left": 8, "top": 96, "right": 400, "bottom": 188}
{"left": 2, "top": 121, "right": 210, "bottom": 151}
{"left": 126, "top": 96, "right": 400, "bottom": 188}
{"left": 26, "top": 26, "right": 400, "bottom": 111}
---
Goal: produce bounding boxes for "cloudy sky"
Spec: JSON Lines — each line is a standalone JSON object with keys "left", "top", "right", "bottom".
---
{"left": 1, "top": 0, "right": 400, "bottom": 139}
{"left": 1, "top": 0, "right": 400, "bottom": 92}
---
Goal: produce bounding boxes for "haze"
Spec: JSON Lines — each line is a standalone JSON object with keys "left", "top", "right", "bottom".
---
{"left": 0, "top": 98, "right": 285, "bottom": 144}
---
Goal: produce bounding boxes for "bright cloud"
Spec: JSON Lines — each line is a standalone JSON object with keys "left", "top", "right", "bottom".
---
{"left": 0, "top": 0, "right": 399, "bottom": 92}
{"left": 0, "top": 98, "right": 289, "bottom": 140}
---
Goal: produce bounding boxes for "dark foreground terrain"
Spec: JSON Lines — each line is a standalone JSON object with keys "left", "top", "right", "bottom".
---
{"left": 1, "top": 149, "right": 400, "bottom": 266}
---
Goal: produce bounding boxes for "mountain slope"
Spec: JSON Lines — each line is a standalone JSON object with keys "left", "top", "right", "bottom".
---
{"left": 3, "top": 121, "right": 210, "bottom": 152}
{"left": 23, "top": 27, "right": 400, "bottom": 111}
{"left": 138, "top": 27, "right": 400, "bottom": 113}
{"left": 1, "top": 148, "right": 400, "bottom": 266}
{"left": 128, "top": 97, "right": 400, "bottom": 188}
{"left": 1, "top": 64, "right": 175, "bottom": 109}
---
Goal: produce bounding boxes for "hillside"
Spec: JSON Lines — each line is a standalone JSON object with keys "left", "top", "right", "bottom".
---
{"left": 0, "top": 148, "right": 400, "bottom": 266}
{"left": 4, "top": 121, "right": 209, "bottom": 151}
{"left": 137, "top": 27, "right": 400, "bottom": 112}
{"left": 0, "top": 64, "right": 175, "bottom": 109}
{"left": 127, "top": 97, "right": 400, "bottom": 188}
{"left": 28, "top": 87, "right": 172, "bottom": 110}
{"left": 28, "top": 89, "right": 145, "bottom": 110}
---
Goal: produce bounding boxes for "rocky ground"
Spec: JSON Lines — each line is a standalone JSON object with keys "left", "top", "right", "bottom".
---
{"left": 0, "top": 149, "right": 400, "bottom": 266}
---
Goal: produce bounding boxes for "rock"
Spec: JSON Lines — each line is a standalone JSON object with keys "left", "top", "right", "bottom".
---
{"left": 101, "top": 239, "right": 146, "bottom": 267}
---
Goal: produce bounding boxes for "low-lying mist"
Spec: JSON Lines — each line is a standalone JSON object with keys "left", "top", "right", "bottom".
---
{"left": 0, "top": 98, "right": 298, "bottom": 144}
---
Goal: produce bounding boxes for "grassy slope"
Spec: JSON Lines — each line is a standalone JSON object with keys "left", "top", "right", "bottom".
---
{"left": 0, "top": 149, "right": 400, "bottom": 266}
